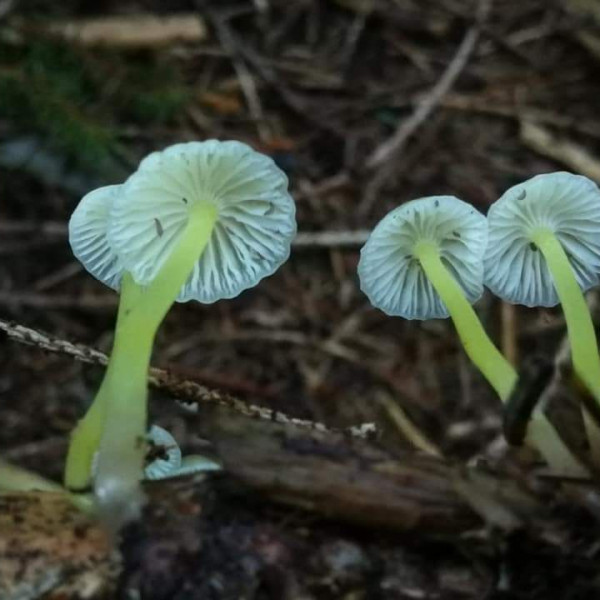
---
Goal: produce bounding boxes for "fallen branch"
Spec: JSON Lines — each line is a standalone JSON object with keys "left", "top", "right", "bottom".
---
{"left": 3, "top": 414, "right": 599, "bottom": 598}
{"left": 365, "top": 1, "right": 490, "bottom": 171}
{"left": 520, "top": 120, "right": 600, "bottom": 181}
{"left": 361, "top": 0, "right": 491, "bottom": 214}
{"left": 0, "top": 220, "right": 370, "bottom": 248}
{"left": 32, "top": 13, "right": 207, "bottom": 48}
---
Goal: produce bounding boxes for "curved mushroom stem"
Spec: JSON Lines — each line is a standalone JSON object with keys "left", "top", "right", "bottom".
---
{"left": 415, "top": 241, "right": 516, "bottom": 399}
{"left": 415, "top": 241, "right": 588, "bottom": 476}
{"left": 64, "top": 274, "right": 144, "bottom": 491}
{"left": 64, "top": 202, "right": 217, "bottom": 525}
{"left": 532, "top": 229, "right": 600, "bottom": 465}
{"left": 94, "top": 201, "right": 217, "bottom": 527}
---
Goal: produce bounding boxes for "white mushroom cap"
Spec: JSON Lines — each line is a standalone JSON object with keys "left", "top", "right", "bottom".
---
{"left": 144, "top": 425, "right": 220, "bottom": 480}
{"left": 358, "top": 196, "right": 488, "bottom": 320}
{"left": 107, "top": 140, "right": 296, "bottom": 303}
{"left": 143, "top": 425, "right": 182, "bottom": 480}
{"left": 484, "top": 172, "right": 600, "bottom": 307}
{"left": 68, "top": 184, "right": 122, "bottom": 290}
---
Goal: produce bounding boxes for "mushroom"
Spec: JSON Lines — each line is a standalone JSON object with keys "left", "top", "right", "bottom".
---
{"left": 66, "top": 140, "right": 295, "bottom": 523}
{"left": 358, "top": 196, "right": 514, "bottom": 397}
{"left": 359, "top": 196, "right": 585, "bottom": 475}
{"left": 485, "top": 172, "right": 600, "bottom": 464}
{"left": 143, "top": 425, "right": 220, "bottom": 480}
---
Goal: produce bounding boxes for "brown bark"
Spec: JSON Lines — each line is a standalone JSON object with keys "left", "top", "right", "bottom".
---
{"left": 3, "top": 411, "right": 600, "bottom": 599}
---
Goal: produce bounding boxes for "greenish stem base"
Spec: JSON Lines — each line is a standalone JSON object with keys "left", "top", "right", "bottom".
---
{"left": 533, "top": 229, "right": 600, "bottom": 466}
{"left": 527, "top": 413, "right": 590, "bottom": 479}
{"left": 93, "top": 308, "right": 154, "bottom": 526}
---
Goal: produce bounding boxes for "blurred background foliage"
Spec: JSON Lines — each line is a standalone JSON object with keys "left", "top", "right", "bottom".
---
{"left": 0, "top": 34, "right": 190, "bottom": 178}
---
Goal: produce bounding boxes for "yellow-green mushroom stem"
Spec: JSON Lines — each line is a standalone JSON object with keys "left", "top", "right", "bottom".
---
{"left": 64, "top": 202, "right": 217, "bottom": 495}
{"left": 414, "top": 240, "right": 588, "bottom": 476}
{"left": 64, "top": 274, "right": 144, "bottom": 490}
{"left": 531, "top": 228, "right": 600, "bottom": 464}
{"left": 414, "top": 240, "right": 516, "bottom": 400}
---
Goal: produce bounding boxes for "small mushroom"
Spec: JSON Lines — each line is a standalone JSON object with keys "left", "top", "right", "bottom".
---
{"left": 485, "top": 172, "right": 600, "bottom": 464}
{"left": 358, "top": 196, "right": 515, "bottom": 399}
{"left": 66, "top": 140, "right": 295, "bottom": 524}
{"left": 144, "top": 425, "right": 220, "bottom": 480}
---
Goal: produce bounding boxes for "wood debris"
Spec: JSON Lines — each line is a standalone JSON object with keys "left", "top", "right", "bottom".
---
{"left": 0, "top": 492, "right": 118, "bottom": 600}
{"left": 38, "top": 13, "right": 207, "bottom": 48}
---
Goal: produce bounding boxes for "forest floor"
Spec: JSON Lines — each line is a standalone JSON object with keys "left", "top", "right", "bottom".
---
{"left": 2, "top": 0, "right": 600, "bottom": 598}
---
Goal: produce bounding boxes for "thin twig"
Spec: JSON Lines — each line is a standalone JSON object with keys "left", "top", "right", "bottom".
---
{"left": 438, "top": 95, "right": 600, "bottom": 139}
{"left": 374, "top": 390, "right": 442, "bottom": 456}
{"left": 361, "top": 0, "right": 491, "bottom": 215}
{"left": 0, "top": 292, "right": 118, "bottom": 310}
{"left": 197, "top": 0, "right": 345, "bottom": 137}
{"left": 0, "top": 220, "right": 369, "bottom": 248}
{"left": 292, "top": 230, "right": 369, "bottom": 247}
{"left": 0, "top": 318, "right": 376, "bottom": 439}
{"left": 366, "top": 2, "right": 490, "bottom": 170}
{"left": 520, "top": 120, "right": 600, "bottom": 181}
{"left": 204, "top": 7, "right": 271, "bottom": 142}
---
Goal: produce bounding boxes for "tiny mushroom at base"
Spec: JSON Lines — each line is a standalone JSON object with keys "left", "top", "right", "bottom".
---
{"left": 90, "top": 425, "right": 221, "bottom": 481}
{"left": 143, "top": 425, "right": 221, "bottom": 481}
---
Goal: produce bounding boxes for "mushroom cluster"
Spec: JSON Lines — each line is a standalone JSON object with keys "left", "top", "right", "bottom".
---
{"left": 67, "top": 140, "right": 296, "bottom": 524}
{"left": 68, "top": 150, "right": 600, "bottom": 523}
{"left": 358, "top": 175, "right": 600, "bottom": 477}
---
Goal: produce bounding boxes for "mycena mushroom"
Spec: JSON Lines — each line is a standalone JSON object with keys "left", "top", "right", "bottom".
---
{"left": 358, "top": 196, "right": 585, "bottom": 475}
{"left": 358, "top": 196, "right": 513, "bottom": 398}
{"left": 485, "top": 172, "right": 600, "bottom": 464}
{"left": 66, "top": 140, "right": 296, "bottom": 521}
{"left": 143, "top": 425, "right": 220, "bottom": 480}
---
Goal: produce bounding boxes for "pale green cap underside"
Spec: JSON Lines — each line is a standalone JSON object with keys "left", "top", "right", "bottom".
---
{"left": 358, "top": 196, "right": 488, "bottom": 320}
{"left": 69, "top": 140, "right": 297, "bottom": 303}
{"left": 69, "top": 184, "right": 123, "bottom": 290}
{"left": 485, "top": 172, "right": 600, "bottom": 307}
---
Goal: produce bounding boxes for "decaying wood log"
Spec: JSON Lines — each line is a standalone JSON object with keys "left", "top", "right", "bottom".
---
{"left": 192, "top": 409, "right": 483, "bottom": 533}
{"left": 119, "top": 410, "right": 600, "bottom": 599}
{"left": 2, "top": 410, "right": 600, "bottom": 598}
